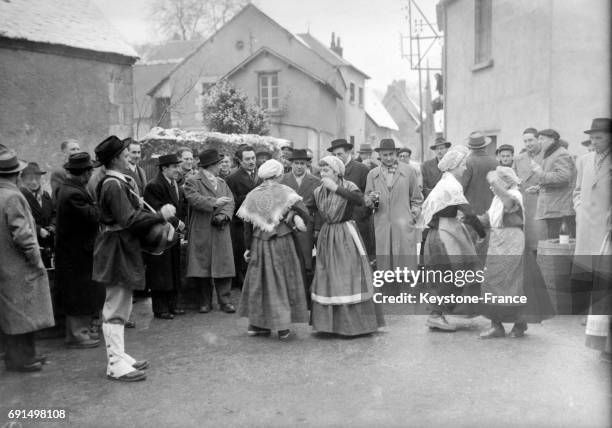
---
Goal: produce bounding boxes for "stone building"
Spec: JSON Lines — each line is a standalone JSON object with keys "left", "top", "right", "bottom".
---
{"left": 0, "top": 0, "right": 138, "bottom": 169}
{"left": 438, "top": 0, "right": 610, "bottom": 154}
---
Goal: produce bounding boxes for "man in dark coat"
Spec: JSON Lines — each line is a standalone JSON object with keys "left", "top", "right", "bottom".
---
{"left": 280, "top": 149, "right": 321, "bottom": 302}
{"left": 124, "top": 139, "right": 147, "bottom": 195}
{"left": 50, "top": 139, "right": 81, "bottom": 202}
{"left": 328, "top": 138, "right": 374, "bottom": 256}
{"left": 143, "top": 154, "right": 187, "bottom": 319}
{"left": 226, "top": 145, "right": 261, "bottom": 289}
{"left": 20, "top": 162, "right": 55, "bottom": 268}
{"left": 55, "top": 153, "right": 104, "bottom": 349}
{"left": 93, "top": 136, "right": 176, "bottom": 382}
{"left": 462, "top": 132, "right": 499, "bottom": 215}
{"left": 421, "top": 137, "right": 451, "bottom": 199}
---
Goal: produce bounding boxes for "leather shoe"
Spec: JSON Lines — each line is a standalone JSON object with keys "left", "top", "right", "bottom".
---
{"left": 508, "top": 322, "right": 527, "bottom": 338}
{"left": 154, "top": 312, "right": 175, "bottom": 320}
{"left": 132, "top": 360, "right": 149, "bottom": 370}
{"left": 278, "top": 329, "right": 293, "bottom": 340}
{"left": 34, "top": 354, "right": 48, "bottom": 364}
{"left": 125, "top": 320, "right": 136, "bottom": 328}
{"left": 66, "top": 338, "right": 101, "bottom": 349}
{"left": 171, "top": 308, "right": 186, "bottom": 315}
{"left": 199, "top": 305, "right": 212, "bottom": 313}
{"left": 221, "top": 303, "right": 236, "bottom": 313}
{"left": 247, "top": 325, "right": 271, "bottom": 336}
{"left": 107, "top": 369, "right": 146, "bottom": 382}
{"left": 6, "top": 361, "right": 43, "bottom": 372}
{"left": 426, "top": 314, "right": 456, "bottom": 332}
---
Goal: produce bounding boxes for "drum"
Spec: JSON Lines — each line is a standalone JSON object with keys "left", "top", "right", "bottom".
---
{"left": 140, "top": 222, "right": 178, "bottom": 255}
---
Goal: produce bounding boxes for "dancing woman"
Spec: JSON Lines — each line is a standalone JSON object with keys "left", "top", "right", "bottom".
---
{"left": 478, "top": 166, "right": 554, "bottom": 339}
{"left": 419, "top": 146, "right": 486, "bottom": 332}
{"left": 237, "top": 160, "right": 310, "bottom": 340}
{"left": 311, "top": 156, "right": 384, "bottom": 336}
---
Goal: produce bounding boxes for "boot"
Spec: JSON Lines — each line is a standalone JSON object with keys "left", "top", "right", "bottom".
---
{"left": 65, "top": 315, "right": 100, "bottom": 349}
{"left": 111, "top": 323, "right": 149, "bottom": 370}
{"left": 102, "top": 323, "right": 146, "bottom": 381}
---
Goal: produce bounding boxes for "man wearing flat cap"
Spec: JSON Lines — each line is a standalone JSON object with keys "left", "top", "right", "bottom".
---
{"left": 20, "top": 162, "right": 55, "bottom": 268}
{"left": 529, "top": 128, "right": 576, "bottom": 240}
{"left": 572, "top": 118, "right": 611, "bottom": 320}
{"left": 143, "top": 154, "right": 187, "bottom": 320}
{"left": 328, "top": 138, "right": 374, "bottom": 256}
{"left": 496, "top": 144, "right": 515, "bottom": 167}
{"left": 421, "top": 137, "right": 450, "bottom": 199}
{"left": 55, "top": 152, "right": 104, "bottom": 349}
{"left": 280, "top": 149, "right": 321, "bottom": 300}
{"left": 0, "top": 150, "right": 54, "bottom": 372}
{"left": 93, "top": 135, "right": 177, "bottom": 382}
{"left": 365, "top": 138, "right": 423, "bottom": 272}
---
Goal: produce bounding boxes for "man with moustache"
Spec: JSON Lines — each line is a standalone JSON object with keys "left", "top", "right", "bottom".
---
{"left": 226, "top": 145, "right": 260, "bottom": 290}
{"left": 280, "top": 149, "right": 321, "bottom": 302}
{"left": 143, "top": 154, "right": 187, "bottom": 319}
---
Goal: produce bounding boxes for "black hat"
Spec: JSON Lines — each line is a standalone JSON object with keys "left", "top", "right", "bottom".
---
{"left": 256, "top": 150, "right": 272, "bottom": 158}
{"left": 495, "top": 144, "right": 515, "bottom": 154}
{"left": 430, "top": 137, "right": 451, "bottom": 150}
{"left": 375, "top": 138, "right": 399, "bottom": 152}
{"left": 0, "top": 149, "right": 27, "bottom": 175}
{"left": 198, "top": 149, "right": 223, "bottom": 168}
{"left": 584, "top": 118, "right": 611, "bottom": 134}
{"left": 95, "top": 135, "right": 128, "bottom": 165}
{"left": 537, "top": 129, "right": 560, "bottom": 140}
{"left": 288, "top": 149, "right": 310, "bottom": 161}
{"left": 358, "top": 143, "right": 373, "bottom": 153}
{"left": 22, "top": 162, "right": 47, "bottom": 176}
{"left": 64, "top": 152, "right": 100, "bottom": 170}
{"left": 467, "top": 132, "right": 492, "bottom": 149}
{"left": 327, "top": 138, "right": 353, "bottom": 152}
{"left": 157, "top": 154, "right": 181, "bottom": 167}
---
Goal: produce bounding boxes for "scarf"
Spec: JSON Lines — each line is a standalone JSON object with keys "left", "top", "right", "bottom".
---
{"left": 418, "top": 172, "right": 468, "bottom": 228}
{"left": 237, "top": 182, "right": 302, "bottom": 232}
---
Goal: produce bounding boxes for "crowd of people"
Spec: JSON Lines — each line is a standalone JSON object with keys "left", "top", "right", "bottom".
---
{"left": 0, "top": 117, "right": 609, "bottom": 381}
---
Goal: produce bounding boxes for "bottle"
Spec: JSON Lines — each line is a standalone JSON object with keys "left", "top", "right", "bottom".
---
{"left": 559, "top": 220, "right": 569, "bottom": 245}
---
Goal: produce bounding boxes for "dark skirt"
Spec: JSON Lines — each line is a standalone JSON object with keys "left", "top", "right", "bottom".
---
{"left": 311, "top": 300, "right": 385, "bottom": 336}
{"left": 238, "top": 233, "right": 309, "bottom": 331}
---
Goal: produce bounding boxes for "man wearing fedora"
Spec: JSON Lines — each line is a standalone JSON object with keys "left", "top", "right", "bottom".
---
{"left": 227, "top": 145, "right": 261, "bottom": 290}
{"left": 55, "top": 152, "right": 104, "bottom": 349}
{"left": 496, "top": 144, "right": 515, "bottom": 167}
{"left": 20, "top": 162, "right": 56, "bottom": 268}
{"left": 50, "top": 139, "right": 81, "bottom": 202}
{"left": 573, "top": 118, "right": 611, "bottom": 320}
{"left": 328, "top": 138, "right": 374, "bottom": 256}
{"left": 528, "top": 128, "right": 576, "bottom": 241}
{"left": 462, "top": 131, "right": 499, "bottom": 215}
{"left": 93, "top": 136, "right": 176, "bottom": 382}
{"left": 421, "top": 137, "right": 451, "bottom": 199}
{"left": 280, "top": 148, "right": 321, "bottom": 299}
{"left": 0, "top": 149, "right": 55, "bottom": 372}
{"left": 365, "top": 138, "right": 423, "bottom": 272}
{"left": 356, "top": 143, "right": 378, "bottom": 170}
{"left": 143, "top": 154, "right": 187, "bottom": 320}
{"left": 184, "top": 149, "right": 236, "bottom": 314}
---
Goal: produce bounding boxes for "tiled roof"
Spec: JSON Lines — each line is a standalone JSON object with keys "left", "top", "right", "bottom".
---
{"left": 297, "top": 32, "right": 369, "bottom": 79}
{"left": 139, "top": 39, "right": 203, "bottom": 65}
{"left": 365, "top": 87, "right": 399, "bottom": 131}
{"left": 0, "top": 0, "right": 138, "bottom": 58}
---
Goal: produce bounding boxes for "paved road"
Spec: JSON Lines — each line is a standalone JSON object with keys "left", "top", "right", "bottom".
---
{"left": 1, "top": 299, "right": 610, "bottom": 428}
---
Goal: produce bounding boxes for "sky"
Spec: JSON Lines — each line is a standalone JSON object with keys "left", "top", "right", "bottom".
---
{"left": 92, "top": 0, "right": 441, "bottom": 94}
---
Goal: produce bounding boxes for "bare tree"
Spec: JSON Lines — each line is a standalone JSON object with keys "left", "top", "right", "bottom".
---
{"left": 150, "top": 0, "right": 251, "bottom": 41}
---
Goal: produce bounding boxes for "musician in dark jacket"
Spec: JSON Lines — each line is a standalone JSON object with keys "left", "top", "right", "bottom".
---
{"left": 143, "top": 154, "right": 187, "bottom": 319}
{"left": 226, "top": 145, "right": 261, "bottom": 288}
{"left": 55, "top": 153, "right": 104, "bottom": 348}
{"left": 20, "top": 162, "right": 55, "bottom": 267}
{"left": 462, "top": 132, "right": 499, "bottom": 215}
{"left": 421, "top": 137, "right": 451, "bottom": 199}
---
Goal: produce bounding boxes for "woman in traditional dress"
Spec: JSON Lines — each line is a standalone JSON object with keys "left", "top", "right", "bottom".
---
{"left": 237, "top": 159, "right": 310, "bottom": 340}
{"left": 478, "top": 166, "right": 554, "bottom": 339}
{"left": 419, "top": 146, "right": 486, "bottom": 332}
{"left": 311, "top": 156, "right": 384, "bottom": 336}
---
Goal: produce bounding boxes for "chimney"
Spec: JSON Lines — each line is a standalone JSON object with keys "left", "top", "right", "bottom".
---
{"left": 330, "top": 33, "right": 343, "bottom": 57}
{"left": 330, "top": 32, "right": 336, "bottom": 48}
